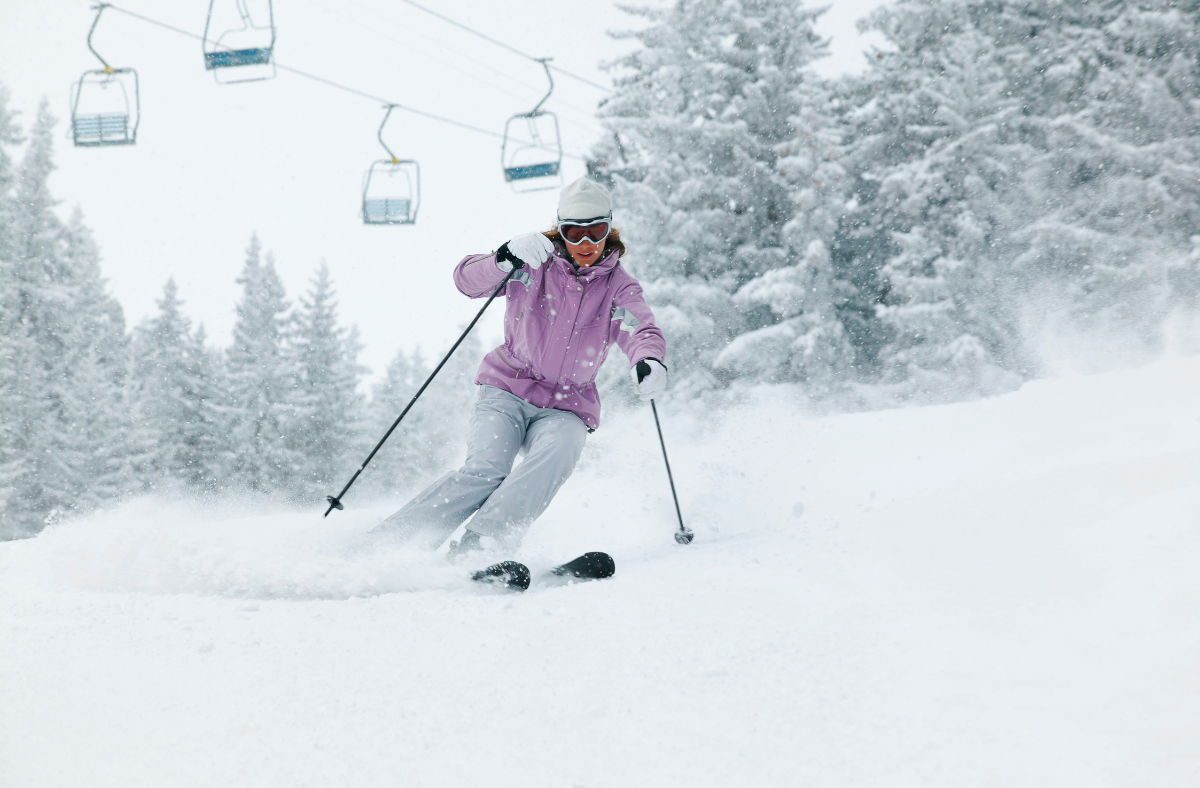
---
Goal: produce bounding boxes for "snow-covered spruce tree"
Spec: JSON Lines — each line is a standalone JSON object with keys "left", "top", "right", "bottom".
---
{"left": 844, "top": 0, "right": 1200, "bottom": 394}
{"left": 359, "top": 331, "right": 483, "bottom": 501}
{"left": 220, "top": 236, "right": 301, "bottom": 495}
{"left": 288, "top": 261, "right": 365, "bottom": 500}
{"left": 996, "top": 0, "right": 1200, "bottom": 356}
{"left": 0, "top": 84, "right": 26, "bottom": 536}
{"left": 1, "top": 100, "right": 131, "bottom": 535}
{"left": 838, "top": 1, "right": 1029, "bottom": 400}
{"left": 715, "top": 239, "right": 856, "bottom": 397}
{"left": 129, "top": 278, "right": 222, "bottom": 491}
{"left": 359, "top": 347, "right": 436, "bottom": 497}
{"left": 597, "top": 0, "right": 845, "bottom": 397}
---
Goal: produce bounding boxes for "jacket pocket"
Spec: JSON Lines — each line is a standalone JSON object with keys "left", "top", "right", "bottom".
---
{"left": 495, "top": 346, "right": 526, "bottom": 373}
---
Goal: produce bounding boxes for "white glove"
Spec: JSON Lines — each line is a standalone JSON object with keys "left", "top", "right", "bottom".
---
{"left": 632, "top": 359, "right": 668, "bottom": 401}
{"left": 496, "top": 233, "right": 554, "bottom": 272}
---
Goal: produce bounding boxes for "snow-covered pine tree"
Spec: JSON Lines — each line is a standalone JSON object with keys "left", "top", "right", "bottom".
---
{"left": 289, "top": 261, "right": 365, "bottom": 500}
{"left": 837, "top": 0, "right": 1028, "bottom": 399}
{"left": 1, "top": 100, "right": 131, "bottom": 534}
{"left": 715, "top": 240, "right": 856, "bottom": 397}
{"left": 57, "top": 209, "right": 135, "bottom": 504}
{"left": 720, "top": 78, "right": 858, "bottom": 397}
{"left": 844, "top": 0, "right": 1200, "bottom": 393}
{"left": 995, "top": 0, "right": 1200, "bottom": 356}
{"left": 130, "top": 278, "right": 222, "bottom": 491}
{"left": 220, "top": 236, "right": 301, "bottom": 495}
{"left": 359, "top": 347, "right": 437, "bottom": 498}
{"left": 0, "top": 83, "right": 26, "bottom": 537}
{"left": 359, "top": 330, "right": 483, "bottom": 502}
{"left": 597, "top": 0, "right": 840, "bottom": 396}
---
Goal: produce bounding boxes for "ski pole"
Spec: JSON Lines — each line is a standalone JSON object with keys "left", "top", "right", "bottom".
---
{"left": 324, "top": 270, "right": 515, "bottom": 516}
{"left": 651, "top": 399, "right": 693, "bottom": 544}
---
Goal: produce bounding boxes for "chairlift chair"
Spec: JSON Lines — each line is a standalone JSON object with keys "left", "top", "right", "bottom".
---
{"left": 501, "top": 59, "right": 562, "bottom": 193}
{"left": 203, "top": 0, "right": 276, "bottom": 83}
{"left": 362, "top": 106, "right": 420, "bottom": 225}
{"left": 71, "top": 4, "right": 139, "bottom": 147}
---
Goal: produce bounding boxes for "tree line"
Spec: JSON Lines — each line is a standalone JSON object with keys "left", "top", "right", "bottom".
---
{"left": 7, "top": 0, "right": 1200, "bottom": 535}
{"left": 593, "top": 0, "right": 1200, "bottom": 403}
{"left": 0, "top": 94, "right": 478, "bottom": 539}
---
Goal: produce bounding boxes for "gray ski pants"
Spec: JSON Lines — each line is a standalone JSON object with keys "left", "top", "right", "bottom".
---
{"left": 373, "top": 385, "right": 588, "bottom": 548}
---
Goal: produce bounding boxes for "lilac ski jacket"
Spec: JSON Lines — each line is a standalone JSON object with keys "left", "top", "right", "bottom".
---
{"left": 454, "top": 242, "right": 665, "bottom": 430}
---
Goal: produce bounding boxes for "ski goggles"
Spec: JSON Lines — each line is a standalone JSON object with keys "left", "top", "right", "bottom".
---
{"left": 557, "top": 217, "right": 611, "bottom": 246}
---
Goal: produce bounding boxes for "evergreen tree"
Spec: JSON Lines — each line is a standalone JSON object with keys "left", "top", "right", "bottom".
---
{"left": 841, "top": 0, "right": 1200, "bottom": 394}
{"left": 360, "top": 332, "right": 482, "bottom": 501}
{"left": 1, "top": 100, "right": 130, "bottom": 535}
{"left": 597, "top": 0, "right": 843, "bottom": 394}
{"left": 130, "top": 279, "right": 222, "bottom": 490}
{"left": 0, "top": 83, "right": 27, "bottom": 535}
{"left": 360, "top": 347, "right": 436, "bottom": 497}
{"left": 221, "top": 236, "right": 300, "bottom": 494}
{"left": 289, "top": 261, "right": 365, "bottom": 500}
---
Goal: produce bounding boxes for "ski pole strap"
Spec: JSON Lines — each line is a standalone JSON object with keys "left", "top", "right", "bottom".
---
{"left": 323, "top": 269, "right": 516, "bottom": 517}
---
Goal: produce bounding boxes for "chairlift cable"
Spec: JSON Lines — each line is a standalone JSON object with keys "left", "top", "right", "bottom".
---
{"left": 391, "top": 0, "right": 612, "bottom": 94}
{"left": 102, "top": 2, "right": 589, "bottom": 159}
{"left": 298, "top": 0, "right": 605, "bottom": 135}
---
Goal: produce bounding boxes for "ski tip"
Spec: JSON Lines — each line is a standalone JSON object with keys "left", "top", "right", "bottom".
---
{"left": 552, "top": 551, "right": 616, "bottom": 580}
{"left": 472, "top": 560, "right": 531, "bottom": 592}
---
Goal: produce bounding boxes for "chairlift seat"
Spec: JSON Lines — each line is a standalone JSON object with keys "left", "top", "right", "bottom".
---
{"left": 204, "top": 48, "right": 272, "bottom": 69}
{"left": 73, "top": 113, "right": 131, "bottom": 146}
{"left": 363, "top": 198, "right": 413, "bottom": 224}
{"left": 204, "top": 0, "right": 276, "bottom": 82}
{"left": 504, "top": 161, "right": 560, "bottom": 181}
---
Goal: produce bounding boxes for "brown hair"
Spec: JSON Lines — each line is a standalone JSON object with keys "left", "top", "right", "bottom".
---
{"left": 544, "top": 225, "right": 626, "bottom": 259}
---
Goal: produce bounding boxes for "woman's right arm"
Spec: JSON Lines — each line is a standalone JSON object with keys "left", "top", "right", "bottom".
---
{"left": 453, "top": 253, "right": 508, "bottom": 298}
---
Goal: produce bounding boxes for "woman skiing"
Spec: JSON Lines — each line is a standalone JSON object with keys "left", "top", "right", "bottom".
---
{"left": 375, "top": 177, "right": 667, "bottom": 557}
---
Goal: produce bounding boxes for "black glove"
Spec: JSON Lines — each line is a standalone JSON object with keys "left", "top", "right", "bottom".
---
{"left": 495, "top": 242, "right": 524, "bottom": 270}
{"left": 633, "top": 359, "right": 668, "bottom": 401}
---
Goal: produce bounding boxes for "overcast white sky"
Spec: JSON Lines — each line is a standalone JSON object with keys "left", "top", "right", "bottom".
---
{"left": 0, "top": 0, "right": 887, "bottom": 381}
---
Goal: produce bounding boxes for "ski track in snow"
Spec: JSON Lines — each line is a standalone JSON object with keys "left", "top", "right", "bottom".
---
{"left": 3, "top": 357, "right": 1200, "bottom": 787}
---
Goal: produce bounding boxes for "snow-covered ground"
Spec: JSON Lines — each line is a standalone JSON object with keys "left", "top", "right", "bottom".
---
{"left": 3, "top": 357, "right": 1198, "bottom": 787}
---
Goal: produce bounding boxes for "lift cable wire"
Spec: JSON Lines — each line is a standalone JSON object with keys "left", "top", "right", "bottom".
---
{"left": 391, "top": 0, "right": 612, "bottom": 94}
{"left": 103, "top": 2, "right": 591, "bottom": 160}
{"left": 298, "top": 0, "right": 605, "bottom": 137}
{"left": 296, "top": 0, "right": 604, "bottom": 133}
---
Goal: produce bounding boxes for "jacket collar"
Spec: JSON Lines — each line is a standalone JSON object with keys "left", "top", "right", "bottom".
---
{"left": 550, "top": 245, "right": 621, "bottom": 280}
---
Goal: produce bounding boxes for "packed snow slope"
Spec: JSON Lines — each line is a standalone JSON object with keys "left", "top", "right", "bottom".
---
{"left": 3, "top": 357, "right": 1199, "bottom": 788}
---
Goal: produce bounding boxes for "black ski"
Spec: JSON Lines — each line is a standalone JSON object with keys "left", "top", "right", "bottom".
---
{"left": 550, "top": 551, "right": 616, "bottom": 580}
{"left": 471, "top": 560, "right": 531, "bottom": 591}
{"left": 472, "top": 552, "right": 615, "bottom": 593}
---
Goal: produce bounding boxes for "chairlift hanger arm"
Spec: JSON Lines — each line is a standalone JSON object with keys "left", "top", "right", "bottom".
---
{"left": 529, "top": 58, "right": 554, "bottom": 116}
{"left": 87, "top": 4, "right": 114, "bottom": 71}
{"left": 377, "top": 104, "right": 400, "bottom": 163}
